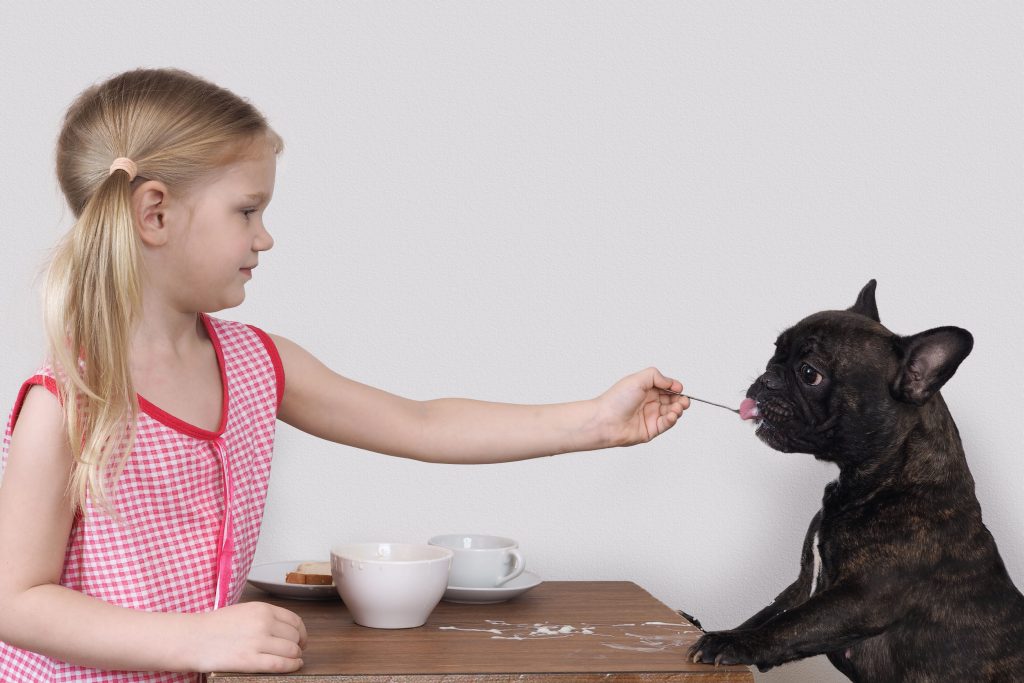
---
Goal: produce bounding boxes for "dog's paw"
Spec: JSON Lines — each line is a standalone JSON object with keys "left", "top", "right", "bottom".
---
{"left": 688, "top": 630, "right": 760, "bottom": 667}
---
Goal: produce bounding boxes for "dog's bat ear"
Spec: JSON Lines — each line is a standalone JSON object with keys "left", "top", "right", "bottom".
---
{"left": 848, "top": 279, "right": 880, "bottom": 322}
{"left": 892, "top": 326, "right": 974, "bottom": 405}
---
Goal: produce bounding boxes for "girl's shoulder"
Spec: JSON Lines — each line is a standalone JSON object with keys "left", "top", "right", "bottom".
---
{"left": 16, "top": 364, "right": 60, "bottom": 400}
{"left": 5, "top": 365, "right": 63, "bottom": 445}
{"left": 202, "top": 314, "right": 284, "bottom": 409}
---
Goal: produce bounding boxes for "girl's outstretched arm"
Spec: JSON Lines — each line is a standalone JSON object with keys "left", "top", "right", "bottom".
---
{"left": 271, "top": 334, "right": 689, "bottom": 464}
{"left": 0, "top": 386, "right": 307, "bottom": 674}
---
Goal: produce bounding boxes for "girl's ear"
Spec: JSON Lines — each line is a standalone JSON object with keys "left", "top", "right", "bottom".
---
{"left": 132, "top": 180, "right": 170, "bottom": 246}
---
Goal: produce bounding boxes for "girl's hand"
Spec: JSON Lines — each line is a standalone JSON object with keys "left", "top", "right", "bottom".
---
{"left": 189, "top": 601, "right": 307, "bottom": 674}
{"left": 594, "top": 367, "right": 689, "bottom": 447}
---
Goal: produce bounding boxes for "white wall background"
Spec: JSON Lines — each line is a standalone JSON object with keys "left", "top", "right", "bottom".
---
{"left": 2, "top": 3, "right": 1021, "bottom": 681}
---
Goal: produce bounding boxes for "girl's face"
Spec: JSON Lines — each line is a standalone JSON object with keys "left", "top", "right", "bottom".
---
{"left": 165, "top": 138, "right": 277, "bottom": 313}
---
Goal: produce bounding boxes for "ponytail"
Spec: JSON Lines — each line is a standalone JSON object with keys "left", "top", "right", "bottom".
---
{"left": 45, "top": 168, "right": 142, "bottom": 513}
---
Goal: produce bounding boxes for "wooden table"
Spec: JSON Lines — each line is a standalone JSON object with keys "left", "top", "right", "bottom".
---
{"left": 205, "top": 581, "right": 752, "bottom": 682}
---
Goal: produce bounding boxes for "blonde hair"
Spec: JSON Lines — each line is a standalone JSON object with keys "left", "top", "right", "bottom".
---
{"left": 45, "top": 68, "right": 283, "bottom": 513}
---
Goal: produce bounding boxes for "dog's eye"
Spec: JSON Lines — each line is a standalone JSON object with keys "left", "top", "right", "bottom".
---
{"left": 799, "top": 363, "right": 823, "bottom": 386}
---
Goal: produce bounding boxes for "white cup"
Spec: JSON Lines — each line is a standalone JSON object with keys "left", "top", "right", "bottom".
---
{"left": 428, "top": 534, "right": 525, "bottom": 588}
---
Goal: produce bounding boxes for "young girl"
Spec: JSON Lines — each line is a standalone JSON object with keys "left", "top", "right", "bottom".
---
{"left": 0, "top": 68, "right": 689, "bottom": 682}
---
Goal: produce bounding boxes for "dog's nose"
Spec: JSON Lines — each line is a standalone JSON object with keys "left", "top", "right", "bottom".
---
{"left": 759, "top": 367, "right": 786, "bottom": 391}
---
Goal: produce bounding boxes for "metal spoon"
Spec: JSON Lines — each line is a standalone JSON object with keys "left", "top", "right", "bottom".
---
{"left": 660, "top": 389, "right": 740, "bottom": 415}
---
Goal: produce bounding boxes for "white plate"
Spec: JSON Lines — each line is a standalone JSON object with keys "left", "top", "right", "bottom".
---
{"left": 442, "top": 571, "right": 543, "bottom": 604}
{"left": 247, "top": 560, "right": 340, "bottom": 601}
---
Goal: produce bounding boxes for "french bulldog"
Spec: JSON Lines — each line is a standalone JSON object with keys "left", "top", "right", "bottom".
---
{"left": 690, "top": 280, "right": 1024, "bottom": 681}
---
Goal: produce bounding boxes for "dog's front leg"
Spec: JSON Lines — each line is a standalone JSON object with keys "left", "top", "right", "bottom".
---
{"left": 689, "top": 584, "right": 893, "bottom": 671}
{"left": 732, "top": 576, "right": 808, "bottom": 631}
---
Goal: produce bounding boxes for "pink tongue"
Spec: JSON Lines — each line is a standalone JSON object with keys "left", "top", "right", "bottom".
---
{"left": 739, "top": 398, "right": 760, "bottom": 421}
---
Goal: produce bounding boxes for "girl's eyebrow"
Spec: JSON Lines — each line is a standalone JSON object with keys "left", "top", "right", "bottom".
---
{"left": 244, "top": 192, "right": 268, "bottom": 203}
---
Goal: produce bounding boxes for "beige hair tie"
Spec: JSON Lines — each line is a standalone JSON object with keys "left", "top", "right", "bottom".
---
{"left": 108, "top": 157, "right": 138, "bottom": 181}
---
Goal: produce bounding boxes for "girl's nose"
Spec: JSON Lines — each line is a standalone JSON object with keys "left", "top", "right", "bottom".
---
{"left": 255, "top": 224, "right": 274, "bottom": 252}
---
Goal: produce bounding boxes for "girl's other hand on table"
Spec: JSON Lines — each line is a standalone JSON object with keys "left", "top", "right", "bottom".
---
{"left": 190, "top": 601, "right": 307, "bottom": 673}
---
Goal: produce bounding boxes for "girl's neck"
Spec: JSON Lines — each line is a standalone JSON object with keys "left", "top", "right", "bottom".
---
{"left": 130, "top": 309, "right": 208, "bottom": 362}
{"left": 128, "top": 309, "right": 224, "bottom": 434}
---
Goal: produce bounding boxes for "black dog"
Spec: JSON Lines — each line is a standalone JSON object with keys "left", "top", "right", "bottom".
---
{"left": 690, "top": 281, "right": 1024, "bottom": 681}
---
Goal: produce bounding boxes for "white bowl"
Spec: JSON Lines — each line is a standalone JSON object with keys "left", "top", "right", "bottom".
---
{"left": 330, "top": 542, "right": 453, "bottom": 629}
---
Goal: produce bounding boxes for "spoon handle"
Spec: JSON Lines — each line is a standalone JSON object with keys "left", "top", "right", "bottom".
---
{"left": 661, "top": 390, "right": 740, "bottom": 415}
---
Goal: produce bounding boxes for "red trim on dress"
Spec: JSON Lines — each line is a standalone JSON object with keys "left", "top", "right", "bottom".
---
{"left": 9, "top": 314, "right": 233, "bottom": 443}
{"left": 8, "top": 375, "right": 60, "bottom": 430}
{"left": 247, "top": 324, "right": 285, "bottom": 411}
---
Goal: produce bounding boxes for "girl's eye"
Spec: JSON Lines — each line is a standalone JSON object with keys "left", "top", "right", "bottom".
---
{"left": 242, "top": 208, "right": 257, "bottom": 219}
{"left": 799, "top": 363, "right": 823, "bottom": 386}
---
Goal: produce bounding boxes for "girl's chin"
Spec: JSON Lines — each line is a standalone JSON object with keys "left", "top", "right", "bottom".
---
{"left": 206, "top": 291, "right": 246, "bottom": 313}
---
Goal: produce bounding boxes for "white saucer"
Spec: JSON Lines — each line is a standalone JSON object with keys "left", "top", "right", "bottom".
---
{"left": 442, "top": 571, "right": 543, "bottom": 604}
{"left": 246, "top": 560, "right": 340, "bottom": 601}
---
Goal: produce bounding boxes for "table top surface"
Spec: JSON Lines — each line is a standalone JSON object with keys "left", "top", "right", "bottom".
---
{"left": 206, "top": 580, "right": 753, "bottom": 682}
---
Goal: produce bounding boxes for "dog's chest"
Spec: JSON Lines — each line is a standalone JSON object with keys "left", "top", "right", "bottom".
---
{"left": 809, "top": 531, "right": 824, "bottom": 597}
{"left": 806, "top": 523, "right": 849, "bottom": 598}
{"left": 808, "top": 485, "right": 843, "bottom": 597}
{"left": 808, "top": 483, "right": 871, "bottom": 597}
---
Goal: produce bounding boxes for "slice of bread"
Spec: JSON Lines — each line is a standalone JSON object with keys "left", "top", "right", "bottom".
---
{"left": 285, "top": 561, "right": 333, "bottom": 585}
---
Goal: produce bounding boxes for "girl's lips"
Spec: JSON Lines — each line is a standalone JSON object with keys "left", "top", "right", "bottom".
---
{"left": 739, "top": 398, "right": 761, "bottom": 421}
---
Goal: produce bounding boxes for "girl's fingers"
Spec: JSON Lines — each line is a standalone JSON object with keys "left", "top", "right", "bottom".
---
{"left": 269, "top": 606, "right": 307, "bottom": 646}
{"left": 268, "top": 618, "right": 304, "bottom": 648}
{"left": 657, "top": 393, "right": 688, "bottom": 414}
{"left": 646, "top": 367, "right": 681, "bottom": 393}
{"left": 252, "top": 652, "right": 304, "bottom": 673}
{"left": 269, "top": 605, "right": 303, "bottom": 627}
{"left": 262, "top": 635, "right": 304, "bottom": 660}
{"left": 659, "top": 393, "right": 687, "bottom": 407}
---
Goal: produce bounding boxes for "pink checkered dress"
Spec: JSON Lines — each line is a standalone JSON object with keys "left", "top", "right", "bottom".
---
{"left": 0, "top": 314, "right": 284, "bottom": 682}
